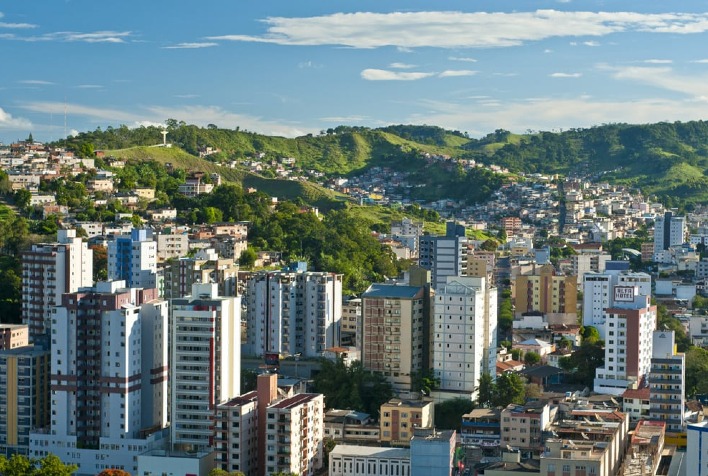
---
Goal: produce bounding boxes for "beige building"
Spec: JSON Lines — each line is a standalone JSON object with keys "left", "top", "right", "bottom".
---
{"left": 500, "top": 402, "right": 553, "bottom": 456}
{"left": 361, "top": 283, "right": 427, "bottom": 391}
{"left": 0, "top": 324, "right": 29, "bottom": 350}
{"left": 379, "top": 399, "right": 434, "bottom": 446}
{"left": 156, "top": 233, "right": 189, "bottom": 261}
{"left": 514, "top": 264, "right": 577, "bottom": 320}
{"left": 341, "top": 298, "right": 361, "bottom": 348}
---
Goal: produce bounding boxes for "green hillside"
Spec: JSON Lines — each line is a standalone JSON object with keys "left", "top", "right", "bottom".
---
{"left": 63, "top": 119, "right": 708, "bottom": 207}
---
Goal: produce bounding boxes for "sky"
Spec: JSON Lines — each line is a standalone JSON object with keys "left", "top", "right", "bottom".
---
{"left": 3, "top": 1, "right": 708, "bottom": 143}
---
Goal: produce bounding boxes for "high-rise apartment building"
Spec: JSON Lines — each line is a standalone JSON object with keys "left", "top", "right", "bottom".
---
{"left": 0, "top": 324, "right": 29, "bottom": 350}
{"left": 29, "top": 280, "right": 168, "bottom": 475}
{"left": 583, "top": 272, "right": 652, "bottom": 339}
{"left": 215, "top": 373, "right": 324, "bottom": 476}
{"left": 594, "top": 287, "right": 657, "bottom": 396}
{"left": 432, "top": 276, "right": 497, "bottom": 398}
{"left": 341, "top": 297, "right": 362, "bottom": 349}
{"left": 0, "top": 345, "right": 49, "bottom": 456}
{"left": 21, "top": 229, "right": 93, "bottom": 338}
{"left": 419, "top": 222, "right": 469, "bottom": 290}
{"left": 654, "top": 211, "right": 686, "bottom": 254}
{"left": 513, "top": 264, "right": 577, "bottom": 320}
{"left": 171, "top": 282, "right": 241, "bottom": 449}
{"left": 649, "top": 330, "right": 685, "bottom": 433}
{"left": 361, "top": 283, "right": 426, "bottom": 392}
{"left": 107, "top": 228, "right": 158, "bottom": 290}
{"left": 163, "top": 248, "right": 238, "bottom": 300}
{"left": 243, "top": 265, "right": 342, "bottom": 358}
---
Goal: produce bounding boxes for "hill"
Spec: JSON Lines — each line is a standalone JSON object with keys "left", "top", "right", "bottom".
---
{"left": 62, "top": 120, "right": 708, "bottom": 207}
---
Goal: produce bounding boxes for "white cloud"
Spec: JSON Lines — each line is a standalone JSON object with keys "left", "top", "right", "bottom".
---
{"left": 0, "top": 107, "right": 32, "bottom": 129}
{"left": 389, "top": 62, "right": 416, "bottom": 69}
{"left": 18, "top": 102, "right": 314, "bottom": 138}
{"left": 691, "top": 59, "right": 708, "bottom": 63}
{"left": 206, "top": 10, "right": 708, "bottom": 50}
{"left": 583, "top": 41, "right": 600, "bottom": 46}
{"left": 0, "top": 12, "right": 37, "bottom": 29}
{"left": 175, "top": 94, "right": 200, "bottom": 99}
{"left": 550, "top": 72, "right": 582, "bottom": 78}
{"left": 408, "top": 96, "right": 708, "bottom": 138}
{"left": 18, "top": 79, "right": 54, "bottom": 85}
{"left": 605, "top": 64, "right": 708, "bottom": 97}
{"left": 361, "top": 69, "right": 435, "bottom": 81}
{"left": 492, "top": 72, "right": 518, "bottom": 77}
{"left": 643, "top": 59, "right": 672, "bottom": 64}
{"left": 76, "top": 84, "right": 102, "bottom": 89}
{"left": 7, "top": 30, "right": 131, "bottom": 43}
{"left": 298, "top": 60, "right": 322, "bottom": 69}
{"left": 320, "top": 115, "right": 368, "bottom": 123}
{"left": 163, "top": 42, "right": 218, "bottom": 49}
{"left": 448, "top": 56, "right": 477, "bottom": 63}
{"left": 544, "top": 49, "right": 553, "bottom": 53}
{"left": 438, "top": 70, "right": 478, "bottom": 77}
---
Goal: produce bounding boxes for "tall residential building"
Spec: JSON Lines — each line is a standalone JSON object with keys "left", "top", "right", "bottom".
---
{"left": 171, "top": 282, "right": 241, "bottom": 449}
{"left": 513, "top": 264, "right": 577, "bottom": 320}
{"left": 391, "top": 218, "right": 425, "bottom": 258}
{"left": 216, "top": 373, "right": 325, "bottom": 476}
{"left": 649, "top": 330, "right": 685, "bottom": 433}
{"left": 243, "top": 265, "right": 342, "bottom": 358}
{"left": 107, "top": 228, "right": 157, "bottom": 290}
{"left": 0, "top": 345, "right": 50, "bottom": 456}
{"left": 29, "top": 281, "right": 168, "bottom": 475}
{"left": 418, "top": 222, "right": 469, "bottom": 290}
{"left": 163, "top": 248, "right": 239, "bottom": 300}
{"left": 688, "top": 421, "right": 708, "bottom": 476}
{"left": 582, "top": 272, "right": 651, "bottom": 339}
{"left": 341, "top": 297, "right": 362, "bottom": 350}
{"left": 432, "top": 276, "right": 497, "bottom": 399}
{"left": 361, "top": 283, "right": 426, "bottom": 392}
{"left": 594, "top": 287, "right": 657, "bottom": 396}
{"left": 155, "top": 232, "right": 189, "bottom": 261}
{"left": 21, "top": 229, "right": 93, "bottom": 338}
{"left": 654, "top": 211, "right": 686, "bottom": 255}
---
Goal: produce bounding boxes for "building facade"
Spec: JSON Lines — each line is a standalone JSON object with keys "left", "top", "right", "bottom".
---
{"left": 243, "top": 267, "right": 342, "bottom": 358}
{"left": 107, "top": 228, "right": 158, "bottom": 290}
{"left": 379, "top": 399, "right": 434, "bottom": 446}
{"left": 514, "top": 264, "right": 577, "bottom": 320}
{"left": 21, "top": 229, "right": 93, "bottom": 338}
{"left": 29, "top": 280, "right": 168, "bottom": 475}
{"left": 649, "top": 330, "right": 685, "bottom": 433}
{"left": 361, "top": 283, "right": 426, "bottom": 392}
{"left": 171, "top": 282, "right": 241, "bottom": 449}
{"left": 418, "top": 222, "right": 469, "bottom": 290}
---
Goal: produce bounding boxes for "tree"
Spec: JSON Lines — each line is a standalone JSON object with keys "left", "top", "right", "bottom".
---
{"left": 480, "top": 239, "right": 499, "bottom": 252}
{"left": 524, "top": 351, "right": 541, "bottom": 366}
{"left": 242, "top": 369, "right": 258, "bottom": 393}
{"left": 208, "top": 469, "right": 245, "bottom": 476}
{"left": 477, "top": 372, "right": 494, "bottom": 407}
{"left": 412, "top": 369, "right": 440, "bottom": 396}
{"left": 435, "top": 398, "right": 474, "bottom": 430}
{"left": 0, "top": 453, "right": 78, "bottom": 475}
{"left": 493, "top": 373, "right": 526, "bottom": 407}
{"left": 13, "top": 189, "right": 31, "bottom": 210}
{"left": 239, "top": 248, "right": 258, "bottom": 268}
{"left": 581, "top": 326, "right": 600, "bottom": 345}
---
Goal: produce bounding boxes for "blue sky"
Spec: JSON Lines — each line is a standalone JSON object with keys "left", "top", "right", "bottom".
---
{"left": 3, "top": 1, "right": 708, "bottom": 143}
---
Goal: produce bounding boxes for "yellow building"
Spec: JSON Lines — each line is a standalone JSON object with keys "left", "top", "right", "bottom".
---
{"left": 514, "top": 264, "right": 577, "bottom": 319}
{"left": 379, "top": 399, "right": 434, "bottom": 446}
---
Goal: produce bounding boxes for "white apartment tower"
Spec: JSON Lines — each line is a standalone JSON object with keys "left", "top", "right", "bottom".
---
{"left": 432, "top": 276, "right": 497, "bottom": 398}
{"left": 171, "top": 282, "right": 241, "bottom": 449}
{"left": 654, "top": 211, "right": 686, "bottom": 255}
{"left": 107, "top": 228, "right": 157, "bottom": 291}
{"left": 594, "top": 286, "right": 657, "bottom": 396}
{"left": 243, "top": 265, "right": 342, "bottom": 358}
{"left": 29, "top": 281, "right": 168, "bottom": 475}
{"left": 21, "top": 229, "right": 93, "bottom": 339}
{"left": 583, "top": 272, "right": 652, "bottom": 339}
{"left": 418, "top": 222, "right": 469, "bottom": 290}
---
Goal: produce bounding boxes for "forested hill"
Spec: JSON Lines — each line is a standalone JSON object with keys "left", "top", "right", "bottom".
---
{"left": 60, "top": 120, "right": 708, "bottom": 206}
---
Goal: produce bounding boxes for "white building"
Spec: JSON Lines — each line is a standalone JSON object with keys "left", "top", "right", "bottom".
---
{"left": 29, "top": 281, "right": 168, "bottom": 476}
{"left": 583, "top": 272, "right": 652, "bottom": 339}
{"left": 156, "top": 233, "right": 189, "bottom": 261}
{"left": 432, "top": 276, "right": 497, "bottom": 399}
{"left": 243, "top": 266, "right": 342, "bottom": 358}
{"left": 418, "top": 222, "right": 469, "bottom": 290}
{"left": 654, "top": 211, "right": 686, "bottom": 259}
{"left": 108, "top": 228, "right": 157, "bottom": 290}
{"left": 329, "top": 445, "right": 411, "bottom": 476}
{"left": 687, "top": 421, "right": 708, "bottom": 476}
{"left": 214, "top": 391, "right": 259, "bottom": 475}
{"left": 594, "top": 287, "right": 657, "bottom": 396}
{"left": 171, "top": 283, "right": 241, "bottom": 449}
{"left": 21, "top": 229, "right": 93, "bottom": 339}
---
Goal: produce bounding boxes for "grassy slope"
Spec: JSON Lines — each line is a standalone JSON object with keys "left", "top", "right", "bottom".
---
{"left": 103, "top": 146, "right": 349, "bottom": 210}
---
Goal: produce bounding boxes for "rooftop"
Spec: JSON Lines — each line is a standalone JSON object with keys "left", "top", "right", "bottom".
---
{"left": 330, "top": 445, "right": 410, "bottom": 459}
{"left": 362, "top": 283, "right": 423, "bottom": 299}
{"left": 269, "top": 393, "right": 321, "bottom": 410}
